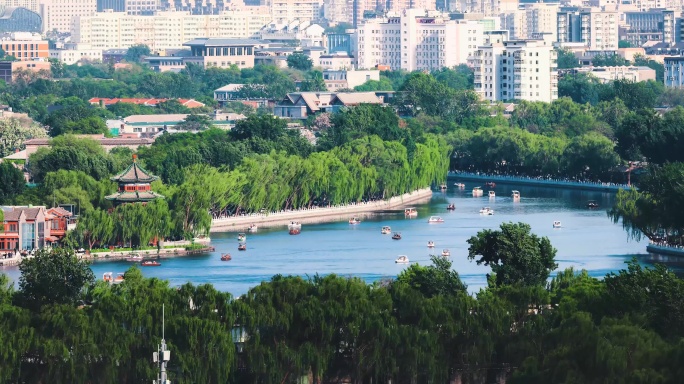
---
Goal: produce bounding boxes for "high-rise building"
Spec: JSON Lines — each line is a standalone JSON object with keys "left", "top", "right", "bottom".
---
{"left": 39, "top": 0, "right": 97, "bottom": 32}
{"left": 557, "top": 7, "right": 618, "bottom": 50}
{"left": 623, "top": 9, "right": 676, "bottom": 47}
{"left": 356, "top": 9, "right": 483, "bottom": 71}
{"left": 472, "top": 36, "right": 558, "bottom": 102}
{"left": 97, "top": 0, "right": 160, "bottom": 14}
{"left": 267, "top": 0, "right": 322, "bottom": 23}
{"left": 73, "top": 10, "right": 271, "bottom": 51}
{"left": 664, "top": 56, "right": 684, "bottom": 87}
{"left": 501, "top": 3, "right": 559, "bottom": 41}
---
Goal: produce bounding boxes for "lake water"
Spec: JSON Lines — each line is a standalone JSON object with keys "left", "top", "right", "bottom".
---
{"left": 4, "top": 182, "right": 678, "bottom": 297}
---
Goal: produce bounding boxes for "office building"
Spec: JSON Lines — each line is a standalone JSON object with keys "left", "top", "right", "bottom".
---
{"left": 564, "top": 65, "right": 656, "bottom": 82}
{"left": 39, "top": 0, "right": 97, "bottom": 33}
{"left": 622, "top": 9, "right": 676, "bottom": 47}
{"left": 49, "top": 42, "right": 102, "bottom": 64}
{"left": 473, "top": 36, "right": 558, "bottom": 102}
{"left": 269, "top": 0, "right": 322, "bottom": 24}
{"left": 73, "top": 10, "right": 270, "bottom": 51}
{"left": 0, "top": 32, "right": 48, "bottom": 59}
{"left": 0, "top": 7, "right": 42, "bottom": 33}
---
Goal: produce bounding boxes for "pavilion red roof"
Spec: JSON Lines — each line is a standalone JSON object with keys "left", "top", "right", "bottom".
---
{"left": 88, "top": 98, "right": 206, "bottom": 108}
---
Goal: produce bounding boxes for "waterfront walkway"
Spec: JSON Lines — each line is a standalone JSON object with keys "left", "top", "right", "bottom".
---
{"left": 647, "top": 242, "right": 684, "bottom": 257}
{"left": 211, "top": 188, "right": 434, "bottom": 232}
{"left": 449, "top": 171, "right": 632, "bottom": 192}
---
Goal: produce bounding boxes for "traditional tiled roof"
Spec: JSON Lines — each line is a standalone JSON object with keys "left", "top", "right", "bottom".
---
{"left": 105, "top": 191, "right": 165, "bottom": 202}
{"left": 2, "top": 206, "right": 45, "bottom": 221}
{"left": 47, "top": 207, "right": 73, "bottom": 217}
{"left": 88, "top": 98, "right": 205, "bottom": 108}
{"left": 110, "top": 162, "right": 158, "bottom": 183}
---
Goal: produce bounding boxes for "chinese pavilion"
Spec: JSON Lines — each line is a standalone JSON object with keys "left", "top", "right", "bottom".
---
{"left": 105, "top": 155, "right": 164, "bottom": 205}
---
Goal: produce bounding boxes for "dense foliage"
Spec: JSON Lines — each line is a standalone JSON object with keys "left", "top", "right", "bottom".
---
{"left": 3, "top": 237, "right": 684, "bottom": 382}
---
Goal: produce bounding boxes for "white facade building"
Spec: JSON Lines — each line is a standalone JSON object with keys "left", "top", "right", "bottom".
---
{"left": 319, "top": 53, "right": 354, "bottom": 69}
{"left": 322, "top": 69, "right": 379, "bottom": 90}
{"left": 49, "top": 43, "right": 102, "bottom": 64}
{"left": 568, "top": 65, "right": 656, "bottom": 83}
{"left": 501, "top": 3, "right": 558, "bottom": 41}
{"left": 473, "top": 37, "right": 558, "bottom": 102}
{"left": 664, "top": 57, "right": 684, "bottom": 88}
{"left": 40, "top": 0, "right": 97, "bottom": 33}
{"left": 356, "top": 9, "right": 483, "bottom": 71}
{"left": 557, "top": 7, "right": 618, "bottom": 51}
{"left": 73, "top": 10, "right": 271, "bottom": 51}
{"left": 268, "top": 0, "right": 322, "bottom": 24}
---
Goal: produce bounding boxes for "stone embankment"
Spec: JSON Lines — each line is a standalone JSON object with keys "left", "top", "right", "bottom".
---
{"left": 449, "top": 171, "right": 631, "bottom": 192}
{"left": 211, "top": 188, "right": 434, "bottom": 232}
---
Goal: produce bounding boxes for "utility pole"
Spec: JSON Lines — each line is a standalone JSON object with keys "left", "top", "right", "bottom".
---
{"left": 153, "top": 304, "right": 171, "bottom": 384}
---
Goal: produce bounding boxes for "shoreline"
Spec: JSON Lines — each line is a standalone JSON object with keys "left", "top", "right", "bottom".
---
{"left": 646, "top": 243, "right": 684, "bottom": 257}
{"left": 210, "top": 188, "right": 434, "bottom": 232}
{"left": 449, "top": 172, "right": 631, "bottom": 192}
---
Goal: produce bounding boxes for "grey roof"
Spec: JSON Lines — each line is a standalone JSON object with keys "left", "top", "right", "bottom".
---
{"left": 183, "top": 38, "right": 261, "bottom": 47}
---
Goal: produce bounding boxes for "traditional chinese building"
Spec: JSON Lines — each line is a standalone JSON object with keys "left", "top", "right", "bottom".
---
{"left": 105, "top": 155, "right": 164, "bottom": 205}
{"left": 0, "top": 205, "right": 72, "bottom": 254}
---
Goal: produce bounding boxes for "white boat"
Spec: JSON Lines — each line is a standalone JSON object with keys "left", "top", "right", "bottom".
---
{"left": 479, "top": 207, "right": 494, "bottom": 215}
{"left": 349, "top": 217, "right": 361, "bottom": 225}
{"left": 472, "top": 187, "right": 483, "bottom": 197}
{"left": 439, "top": 183, "right": 447, "bottom": 190}
{"left": 428, "top": 216, "right": 445, "bottom": 223}
{"left": 454, "top": 183, "right": 465, "bottom": 188}
{"left": 247, "top": 224, "right": 258, "bottom": 233}
{"left": 381, "top": 226, "right": 392, "bottom": 234}
{"left": 441, "top": 249, "right": 451, "bottom": 257}
{"left": 404, "top": 207, "right": 418, "bottom": 217}
{"left": 427, "top": 241, "right": 435, "bottom": 248}
{"left": 395, "top": 255, "right": 409, "bottom": 264}
{"left": 126, "top": 254, "right": 143, "bottom": 262}
{"left": 288, "top": 222, "right": 302, "bottom": 230}
{"left": 237, "top": 233, "right": 246, "bottom": 242}
{"left": 553, "top": 221, "right": 562, "bottom": 228}
{"left": 512, "top": 190, "right": 521, "bottom": 200}
{"left": 488, "top": 190, "right": 496, "bottom": 198}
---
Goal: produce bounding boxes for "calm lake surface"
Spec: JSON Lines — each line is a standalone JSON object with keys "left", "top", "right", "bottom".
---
{"left": 5, "top": 182, "right": 681, "bottom": 296}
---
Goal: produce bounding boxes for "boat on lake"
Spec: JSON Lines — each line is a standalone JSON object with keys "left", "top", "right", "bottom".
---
{"left": 221, "top": 253, "right": 232, "bottom": 261}
{"left": 126, "top": 254, "right": 143, "bottom": 262}
{"left": 454, "top": 183, "right": 465, "bottom": 188}
{"left": 479, "top": 207, "right": 494, "bottom": 215}
{"left": 141, "top": 260, "right": 161, "bottom": 267}
{"left": 237, "top": 233, "right": 246, "bottom": 242}
{"left": 486, "top": 182, "right": 496, "bottom": 188}
{"left": 381, "top": 226, "right": 392, "bottom": 234}
{"left": 441, "top": 249, "right": 451, "bottom": 257}
{"left": 472, "top": 187, "right": 483, "bottom": 197}
{"left": 553, "top": 221, "right": 562, "bottom": 228}
{"left": 395, "top": 255, "right": 409, "bottom": 264}
{"left": 288, "top": 222, "right": 302, "bottom": 230}
{"left": 427, "top": 241, "right": 435, "bottom": 248}
{"left": 349, "top": 217, "right": 361, "bottom": 225}
{"left": 104, "top": 272, "right": 125, "bottom": 283}
{"left": 247, "top": 224, "right": 258, "bottom": 233}
{"left": 512, "top": 190, "right": 521, "bottom": 200}
{"left": 447, "top": 203, "right": 455, "bottom": 211}
{"left": 489, "top": 190, "right": 496, "bottom": 198}
{"left": 404, "top": 207, "right": 418, "bottom": 217}
{"left": 392, "top": 232, "right": 402, "bottom": 240}
{"left": 428, "top": 216, "right": 444, "bottom": 223}
{"left": 587, "top": 200, "right": 599, "bottom": 208}
{"left": 289, "top": 228, "right": 301, "bottom": 235}
{"left": 238, "top": 243, "right": 247, "bottom": 251}
{"left": 439, "top": 183, "right": 447, "bottom": 190}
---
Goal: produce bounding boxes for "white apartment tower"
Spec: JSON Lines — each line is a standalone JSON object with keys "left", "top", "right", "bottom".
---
{"left": 267, "top": 0, "right": 322, "bottom": 23}
{"left": 74, "top": 10, "right": 271, "bottom": 51}
{"left": 356, "top": 9, "right": 483, "bottom": 71}
{"left": 501, "top": 2, "right": 558, "bottom": 41}
{"left": 473, "top": 37, "right": 558, "bottom": 102}
{"left": 39, "top": 0, "right": 97, "bottom": 33}
{"left": 557, "top": 7, "right": 618, "bottom": 50}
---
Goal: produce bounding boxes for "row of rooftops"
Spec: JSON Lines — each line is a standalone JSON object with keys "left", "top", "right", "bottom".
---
{"left": 2, "top": 206, "right": 72, "bottom": 222}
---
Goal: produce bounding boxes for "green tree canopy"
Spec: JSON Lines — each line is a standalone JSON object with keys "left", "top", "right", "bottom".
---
{"left": 286, "top": 52, "right": 313, "bottom": 71}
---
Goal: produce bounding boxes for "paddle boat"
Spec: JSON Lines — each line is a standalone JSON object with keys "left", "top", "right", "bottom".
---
{"left": 247, "top": 224, "right": 258, "bottom": 233}
{"left": 428, "top": 216, "right": 445, "bottom": 223}
{"left": 141, "top": 260, "right": 161, "bottom": 267}
{"left": 221, "top": 253, "right": 232, "bottom": 261}
{"left": 479, "top": 207, "right": 494, "bottom": 215}
{"left": 447, "top": 203, "right": 456, "bottom": 211}
{"left": 427, "top": 241, "right": 435, "bottom": 248}
{"left": 486, "top": 182, "right": 496, "bottom": 188}
{"left": 553, "top": 221, "right": 562, "bottom": 228}
{"left": 441, "top": 249, "right": 451, "bottom": 257}
{"left": 349, "top": 217, "right": 361, "bottom": 225}
{"left": 126, "top": 254, "right": 143, "bottom": 262}
{"left": 512, "top": 190, "right": 521, "bottom": 200}
{"left": 381, "top": 226, "right": 392, "bottom": 234}
{"left": 454, "top": 183, "right": 465, "bottom": 188}
{"left": 114, "top": 273, "right": 125, "bottom": 283}
{"left": 472, "top": 187, "right": 484, "bottom": 197}
{"left": 439, "top": 183, "right": 447, "bottom": 191}
{"left": 238, "top": 243, "right": 247, "bottom": 251}
{"left": 104, "top": 272, "right": 125, "bottom": 283}
{"left": 289, "top": 228, "right": 301, "bottom": 235}
{"left": 488, "top": 190, "right": 496, "bottom": 198}
{"left": 586, "top": 200, "right": 599, "bottom": 209}
{"left": 392, "top": 232, "right": 402, "bottom": 240}
{"left": 395, "top": 255, "right": 409, "bottom": 264}
{"left": 404, "top": 207, "right": 418, "bottom": 217}
{"left": 288, "top": 222, "right": 302, "bottom": 230}
{"left": 238, "top": 233, "right": 246, "bottom": 242}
